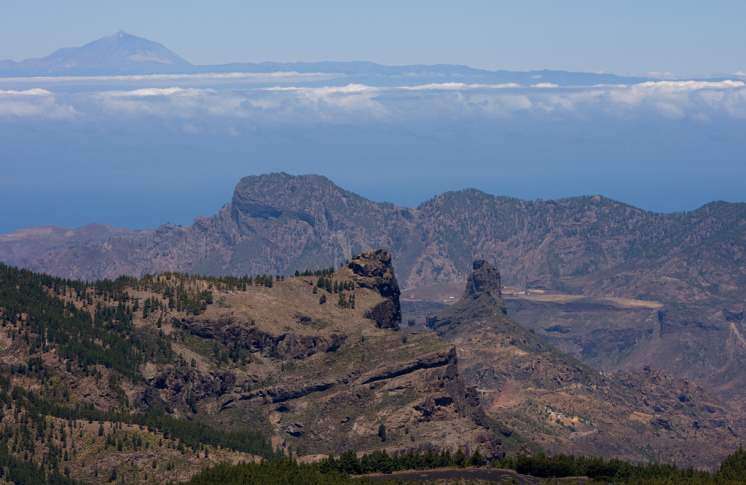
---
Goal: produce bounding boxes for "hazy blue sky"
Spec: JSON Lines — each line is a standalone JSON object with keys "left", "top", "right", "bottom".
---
{"left": 1, "top": 0, "right": 745, "bottom": 76}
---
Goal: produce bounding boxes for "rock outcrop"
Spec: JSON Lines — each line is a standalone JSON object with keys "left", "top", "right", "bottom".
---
{"left": 427, "top": 260, "right": 507, "bottom": 335}
{"left": 178, "top": 316, "right": 346, "bottom": 359}
{"left": 348, "top": 249, "right": 402, "bottom": 329}
{"left": 360, "top": 348, "right": 455, "bottom": 384}
{"left": 464, "top": 259, "right": 502, "bottom": 299}
{"left": 142, "top": 368, "right": 237, "bottom": 413}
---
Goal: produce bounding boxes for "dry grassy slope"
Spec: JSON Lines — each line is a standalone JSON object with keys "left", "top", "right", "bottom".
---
{"left": 428, "top": 261, "right": 742, "bottom": 469}
{"left": 1, "top": 249, "right": 742, "bottom": 478}
{"left": 0, "top": 317, "right": 133, "bottom": 414}
{"left": 0, "top": 292, "right": 256, "bottom": 484}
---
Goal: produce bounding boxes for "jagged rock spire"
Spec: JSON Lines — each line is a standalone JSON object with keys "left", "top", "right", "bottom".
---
{"left": 427, "top": 259, "right": 507, "bottom": 335}
{"left": 464, "top": 259, "right": 502, "bottom": 299}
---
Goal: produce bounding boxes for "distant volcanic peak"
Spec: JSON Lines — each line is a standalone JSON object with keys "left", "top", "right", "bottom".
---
{"left": 113, "top": 30, "right": 135, "bottom": 39}
{"left": 349, "top": 249, "right": 401, "bottom": 330}
{"left": 88, "top": 31, "right": 190, "bottom": 63}
{"left": 16, "top": 31, "right": 191, "bottom": 75}
{"left": 464, "top": 259, "right": 502, "bottom": 299}
{"left": 100, "top": 30, "right": 143, "bottom": 44}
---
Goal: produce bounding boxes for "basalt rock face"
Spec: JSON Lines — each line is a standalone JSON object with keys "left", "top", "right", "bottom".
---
{"left": 349, "top": 249, "right": 402, "bottom": 329}
{"left": 143, "top": 368, "right": 237, "bottom": 413}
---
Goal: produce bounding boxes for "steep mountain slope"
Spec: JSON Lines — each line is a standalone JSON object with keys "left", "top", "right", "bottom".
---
{"left": 0, "top": 251, "right": 501, "bottom": 483}
{"left": 1, "top": 173, "right": 745, "bottom": 407}
{"left": 427, "top": 260, "right": 741, "bottom": 468}
{"left": 407, "top": 191, "right": 746, "bottom": 302}
{"left": 3, "top": 173, "right": 745, "bottom": 303}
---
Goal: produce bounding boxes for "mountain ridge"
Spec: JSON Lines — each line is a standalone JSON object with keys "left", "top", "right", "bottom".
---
{"left": 0, "top": 32, "right": 649, "bottom": 85}
{"left": 2, "top": 172, "right": 744, "bottom": 419}
{"left": 2, "top": 171, "right": 745, "bottom": 289}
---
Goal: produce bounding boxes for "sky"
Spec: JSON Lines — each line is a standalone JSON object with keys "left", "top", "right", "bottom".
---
{"left": 1, "top": 0, "right": 746, "bottom": 77}
{"left": 1, "top": 2, "right": 746, "bottom": 233}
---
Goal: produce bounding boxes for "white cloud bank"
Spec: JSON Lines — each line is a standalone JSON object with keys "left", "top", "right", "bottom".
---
{"left": 397, "top": 82, "right": 522, "bottom": 91}
{"left": 2, "top": 80, "right": 746, "bottom": 123}
{"left": 0, "top": 88, "right": 53, "bottom": 96}
{"left": 91, "top": 86, "right": 249, "bottom": 118}
{"left": 100, "top": 87, "right": 211, "bottom": 97}
{"left": 0, "top": 71, "right": 335, "bottom": 85}
{"left": 0, "top": 88, "right": 76, "bottom": 119}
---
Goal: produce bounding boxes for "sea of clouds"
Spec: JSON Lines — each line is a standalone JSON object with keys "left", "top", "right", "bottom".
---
{"left": 1, "top": 72, "right": 746, "bottom": 125}
{"left": 3, "top": 71, "right": 746, "bottom": 232}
